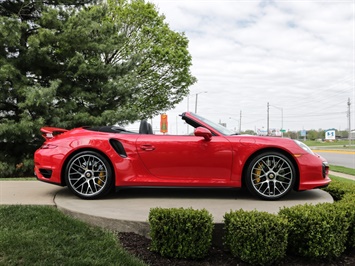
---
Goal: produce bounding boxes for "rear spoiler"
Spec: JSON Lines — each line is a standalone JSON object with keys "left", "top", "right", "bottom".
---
{"left": 40, "top": 127, "right": 68, "bottom": 140}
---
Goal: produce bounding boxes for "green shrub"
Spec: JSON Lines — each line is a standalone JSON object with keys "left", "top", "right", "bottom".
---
{"left": 323, "top": 178, "right": 355, "bottom": 201}
{"left": 322, "top": 179, "right": 355, "bottom": 249}
{"left": 148, "top": 207, "right": 213, "bottom": 259}
{"left": 0, "top": 161, "right": 15, "bottom": 178}
{"left": 337, "top": 193, "right": 355, "bottom": 248}
{"left": 224, "top": 209, "right": 288, "bottom": 266}
{"left": 0, "top": 157, "right": 34, "bottom": 178}
{"left": 322, "top": 180, "right": 346, "bottom": 201}
{"left": 279, "top": 203, "right": 349, "bottom": 259}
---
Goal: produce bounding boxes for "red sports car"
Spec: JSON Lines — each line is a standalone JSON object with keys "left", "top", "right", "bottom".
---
{"left": 34, "top": 112, "right": 330, "bottom": 200}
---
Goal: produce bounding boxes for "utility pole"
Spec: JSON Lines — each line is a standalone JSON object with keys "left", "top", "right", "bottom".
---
{"left": 267, "top": 103, "right": 284, "bottom": 137}
{"left": 239, "top": 110, "right": 242, "bottom": 133}
{"left": 194, "top": 91, "right": 207, "bottom": 113}
{"left": 348, "top": 98, "right": 351, "bottom": 146}
{"left": 267, "top": 102, "right": 269, "bottom": 136}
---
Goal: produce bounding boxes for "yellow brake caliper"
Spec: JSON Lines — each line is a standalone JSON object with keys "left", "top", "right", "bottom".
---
{"left": 253, "top": 163, "right": 263, "bottom": 183}
{"left": 97, "top": 171, "right": 106, "bottom": 186}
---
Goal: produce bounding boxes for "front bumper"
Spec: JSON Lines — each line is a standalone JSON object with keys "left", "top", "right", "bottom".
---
{"left": 296, "top": 153, "right": 331, "bottom": 191}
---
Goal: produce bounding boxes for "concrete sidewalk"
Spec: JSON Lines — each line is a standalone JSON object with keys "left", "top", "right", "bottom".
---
{"left": 0, "top": 180, "right": 334, "bottom": 210}
{"left": 0, "top": 170, "right": 351, "bottom": 207}
{"left": 329, "top": 170, "right": 355, "bottom": 181}
{"left": 0, "top": 181, "right": 60, "bottom": 206}
{"left": 0, "top": 180, "right": 334, "bottom": 239}
{"left": 0, "top": 180, "right": 335, "bottom": 246}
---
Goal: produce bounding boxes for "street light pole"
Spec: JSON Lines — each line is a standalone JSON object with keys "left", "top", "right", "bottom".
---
{"left": 229, "top": 110, "right": 242, "bottom": 134}
{"left": 229, "top": 117, "right": 239, "bottom": 133}
{"left": 195, "top": 91, "right": 207, "bottom": 113}
{"left": 239, "top": 110, "right": 242, "bottom": 133}
{"left": 269, "top": 103, "right": 283, "bottom": 137}
{"left": 348, "top": 98, "right": 351, "bottom": 146}
{"left": 267, "top": 102, "right": 269, "bottom": 135}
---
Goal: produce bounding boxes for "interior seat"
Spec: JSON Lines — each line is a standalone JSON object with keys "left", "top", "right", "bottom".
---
{"left": 139, "top": 120, "right": 153, "bottom": 134}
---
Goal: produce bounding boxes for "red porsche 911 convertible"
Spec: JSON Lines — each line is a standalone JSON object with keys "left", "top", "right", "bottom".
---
{"left": 34, "top": 112, "right": 330, "bottom": 200}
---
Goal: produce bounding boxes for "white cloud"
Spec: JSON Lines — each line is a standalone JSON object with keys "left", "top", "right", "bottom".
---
{"left": 144, "top": 0, "right": 354, "bottom": 133}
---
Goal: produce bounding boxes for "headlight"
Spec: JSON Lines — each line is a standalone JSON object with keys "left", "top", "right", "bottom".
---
{"left": 293, "top": 140, "right": 315, "bottom": 155}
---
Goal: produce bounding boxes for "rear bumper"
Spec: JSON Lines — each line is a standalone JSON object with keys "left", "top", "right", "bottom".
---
{"left": 34, "top": 149, "right": 64, "bottom": 185}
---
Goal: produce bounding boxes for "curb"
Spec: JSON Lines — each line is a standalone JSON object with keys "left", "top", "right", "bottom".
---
{"left": 329, "top": 171, "right": 355, "bottom": 181}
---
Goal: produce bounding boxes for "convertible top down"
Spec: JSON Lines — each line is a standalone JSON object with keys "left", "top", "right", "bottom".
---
{"left": 34, "top": 112, "right": 330, "bottom": 200}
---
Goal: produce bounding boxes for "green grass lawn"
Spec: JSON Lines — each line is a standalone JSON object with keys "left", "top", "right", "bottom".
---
{"left": 0, "top": 206, "right": 146, "bottom": 266}
{"left": 329, "top": 175, "right": 355, "bottom": 185}
{"left": 0, "top": 177, "right": 36, "bottom": 181}
{"left": 330, "top": 165, "right": 355, "bottom": 176}
{"left": 305, "top": 139, "right": 353, "bottom": 147}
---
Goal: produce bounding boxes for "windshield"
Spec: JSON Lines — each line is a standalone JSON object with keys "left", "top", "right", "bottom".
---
{"left": 190, "top": 113, "right": 236, "bottom": 136}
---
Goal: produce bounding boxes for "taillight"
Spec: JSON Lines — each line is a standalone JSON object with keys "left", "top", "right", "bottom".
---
{"left": 40, "top": 144, "right": 58, "bottom": 149}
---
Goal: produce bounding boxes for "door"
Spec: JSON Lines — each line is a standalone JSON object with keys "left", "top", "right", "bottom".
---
{"left": 136, "top": 134, "right": 233, "bottom": 180}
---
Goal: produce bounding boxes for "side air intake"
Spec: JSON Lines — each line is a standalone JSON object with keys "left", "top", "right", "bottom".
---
{"left": 109, "top": 139, "right": 128, "bottom": 158}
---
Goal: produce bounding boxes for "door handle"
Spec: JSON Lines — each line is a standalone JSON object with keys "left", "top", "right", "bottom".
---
{"left": 140, "top": 144, "right": 155, "bottom": 151}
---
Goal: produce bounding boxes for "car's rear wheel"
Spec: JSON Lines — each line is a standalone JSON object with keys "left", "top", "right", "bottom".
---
{"left": 64, "top": 151, "right": 113, "bottom": 199}
{"left": 246, "top": 152, "right": 296, "bottom": 200}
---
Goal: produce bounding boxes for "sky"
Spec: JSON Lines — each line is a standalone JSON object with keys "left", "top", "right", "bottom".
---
{"left": 131, "top": 0, "right": 355, "bottom": 134}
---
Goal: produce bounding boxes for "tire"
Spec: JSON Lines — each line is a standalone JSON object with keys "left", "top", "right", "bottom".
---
{"left": 245, "top": 152, "right": 296, "bottom": 200}
{"left": 64, "top": 151, "right": 113, "bottom": 199}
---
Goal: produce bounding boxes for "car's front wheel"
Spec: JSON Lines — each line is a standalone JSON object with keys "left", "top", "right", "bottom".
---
{"left": 245, "top": 152, "right": 296, "bottom": 200}
{"left": 64, "top": 151, "right": 113, "bottom": 199}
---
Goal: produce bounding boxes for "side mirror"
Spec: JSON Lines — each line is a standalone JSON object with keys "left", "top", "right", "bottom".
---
{"left": 194, "top": 127, "right": 212, "bottom": 141}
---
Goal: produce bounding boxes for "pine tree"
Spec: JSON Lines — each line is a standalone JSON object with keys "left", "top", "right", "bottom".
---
{"left": 0, "top": 0, "right": 196, "bottom": 177}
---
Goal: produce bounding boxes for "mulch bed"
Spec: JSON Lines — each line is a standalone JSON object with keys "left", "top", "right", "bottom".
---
{"left": 118, "top": 232, "right": 355, "bottom": 266}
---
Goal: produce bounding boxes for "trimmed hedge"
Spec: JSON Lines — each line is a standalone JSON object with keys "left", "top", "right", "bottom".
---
{"left": 148, "top": 207, "right": 213, "bottom": 259}
{"left": 323, "top": 178, "right": 355, "bottom": 201}
{"left": 147, "top": 178, "right": 355, "bottom": 264}
{"left": 224, "top": 209, "right": 288, "bottom": 266}
{"left": 279, "top": 203, "right": 349, "bottom": 259}
{"left": 322, "top": 182, "right": 346, "bottom": 201}
{"left": 323, "top": 178, "right": 355, "bottom": 249}
{"left": 336, "top": 193, "right": 355, "bottom": 248}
